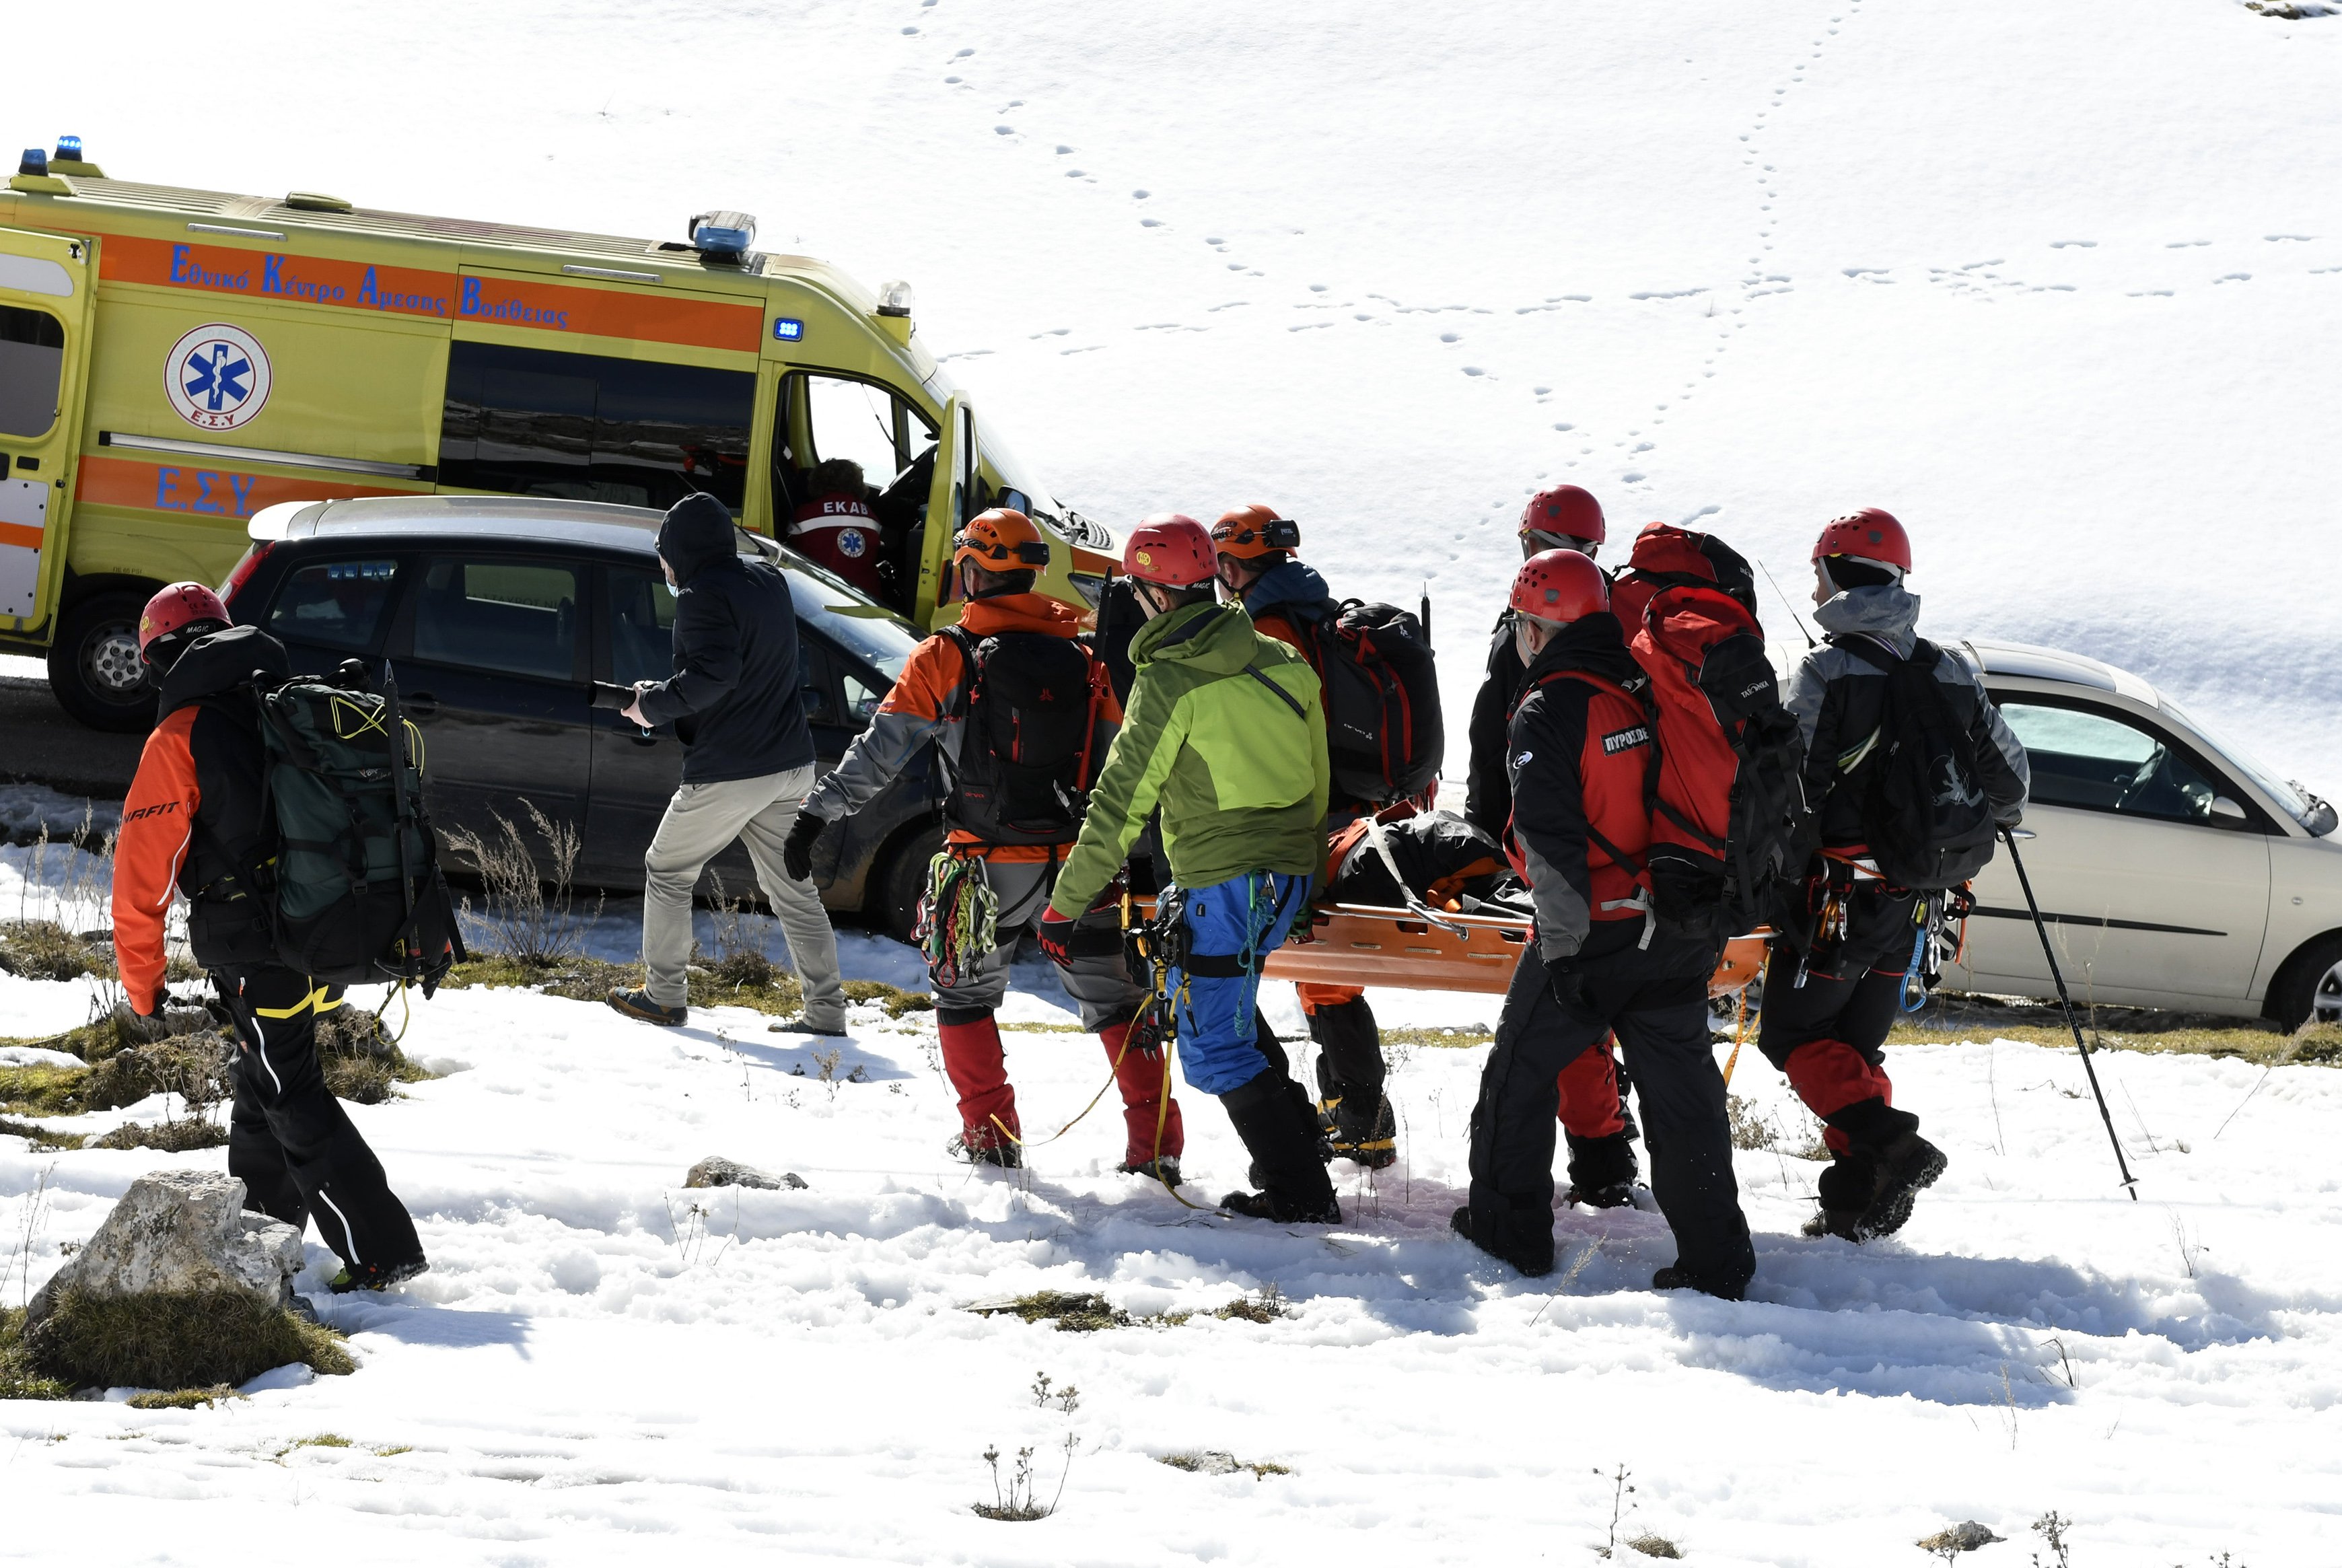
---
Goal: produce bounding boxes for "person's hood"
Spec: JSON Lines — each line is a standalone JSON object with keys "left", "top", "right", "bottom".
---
{"left": 1815, "top": 583, "right": 1921, "bottom": 657}
{"left": 1240, "top": 558, "right": 1333, "bottom": 618}
{"left": 158, "top": 625, "right": 290, "bottom": 717}
{"left": 1129, "top": 600, "right": 1262, "bottom": 674}
{"left": 956, "top": 592, "right": 1087, "bottom": 640}
{"left": 1520, "top": 611, "right": 1644, "bottom": 691}
{"left": 655, "top": 493, "right": 740, "bottom": 586}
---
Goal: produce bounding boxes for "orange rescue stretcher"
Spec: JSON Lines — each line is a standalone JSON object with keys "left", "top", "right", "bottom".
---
{"left": 1261, "top": 903, "right": 1771, "bottom": 999}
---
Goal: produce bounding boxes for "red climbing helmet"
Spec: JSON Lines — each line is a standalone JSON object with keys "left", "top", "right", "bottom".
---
{"left": 1509, "top": 548, "right": 1608, "bottom": 624}
{"left": 137, "top": 581, "right": 232, "bottom": 664}
{"left": 1811, "top": 507, "right": 1912, "bottom": 574}
{"left": 1519, "top": 484, "right": 1606, "bottom": 547}
{"left": 1122, "top": 513, "right": 1217, "bottom": 586}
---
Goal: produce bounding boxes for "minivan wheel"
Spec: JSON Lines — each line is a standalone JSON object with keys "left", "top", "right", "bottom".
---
{"left": 2265, "top": 931, "right": 2342, "bottom": 1032}
{"left": 48, "top": 591, "right": 159, "bottom": 732}
{"left": 874, "top": 824, "right": 944, "bottom": 946}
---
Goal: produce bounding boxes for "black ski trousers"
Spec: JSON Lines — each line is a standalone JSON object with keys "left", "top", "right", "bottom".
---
{"left": 217, "top": 966, "right": 426, "bottom": 1277}
{"left": 1466, "top": 936, "right": 1753, "bottom": 1287}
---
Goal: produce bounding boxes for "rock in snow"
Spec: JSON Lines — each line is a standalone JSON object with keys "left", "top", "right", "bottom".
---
{"left": 1917, "top": 1521, "right": 2008, "bottom": 1553}
{"left": 24, "top": 1170, "right": 304, "bottom": 1329}
{"left": 684, "top": 1155, "right": 807, "bottom": 1191}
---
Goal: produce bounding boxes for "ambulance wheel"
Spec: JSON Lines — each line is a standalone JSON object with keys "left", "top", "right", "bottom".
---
{"left": 874, "top": 823, "right": 944, "bottom": 946}
{"left": 49, "top": 591, "right": 157, "bottom": 733}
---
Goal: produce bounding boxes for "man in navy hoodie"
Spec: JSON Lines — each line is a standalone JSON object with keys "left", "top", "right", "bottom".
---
{"left": 608, "top": 493, "right": 846, "bottom": 1032}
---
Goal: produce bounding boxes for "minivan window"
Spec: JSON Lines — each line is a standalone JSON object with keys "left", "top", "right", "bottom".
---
{"left": 267, "top": 559, "right": 399, "bottom": 652}
{"left": 781, "top": 565, "right": 915, "bottom": 682}
{"left": 439, "top": 341, "right": 754, "bottom": 512}
{"left": 0, "top": 304, "right": 66, "bottom": 438}
{"left": 413, "top": 557, "right": 580, "bottom": 682}
{"left": 1999, "top": 701, "right": 2228, "bottom": 826}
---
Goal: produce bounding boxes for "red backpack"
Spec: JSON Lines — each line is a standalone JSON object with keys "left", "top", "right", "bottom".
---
{"left": 1629, "top": 532, "right": 1807, "bottom": 943}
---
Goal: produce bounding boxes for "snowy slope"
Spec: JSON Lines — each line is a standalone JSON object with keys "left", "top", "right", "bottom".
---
{"left": 12, "top": 0, "right": 2341, "bottom": 785}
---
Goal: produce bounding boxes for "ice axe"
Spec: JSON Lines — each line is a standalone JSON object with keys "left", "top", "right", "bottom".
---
{"left": 1998, "top": 824, "right": 2138, "bottom": 1201}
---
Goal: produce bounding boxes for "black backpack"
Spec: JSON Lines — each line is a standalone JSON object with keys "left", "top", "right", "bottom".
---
{"left": 1298, "top": 600, "right": 1444, "bottom": 808}
{"left": 1836, "top": 637, "right": 1997, "bottom": 890}
{"left": 942, "top": 628, "right": 1106, "bottom": 847}
{"left": 203, "top": 660, "right": 466, "bottom": 991}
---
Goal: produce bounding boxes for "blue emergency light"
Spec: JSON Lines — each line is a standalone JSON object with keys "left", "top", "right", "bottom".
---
{"left": 55, "top": 135, "right": 82, "bottom": 160}
{"left": 688, "top": 209, "right": 757, "bottom": 256}
{"left": 773, "top": 318, "right": 805, "bottom": 343}
{"left": 17, "top": 148, "right": 46, "bottom": 178}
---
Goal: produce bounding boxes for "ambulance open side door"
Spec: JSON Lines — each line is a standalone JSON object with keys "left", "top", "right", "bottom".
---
{"left": 913, "top": 393, "right": 975, "bottom": 626}
{"left": 0, "top": 227, "right": 97, "bottom": 633}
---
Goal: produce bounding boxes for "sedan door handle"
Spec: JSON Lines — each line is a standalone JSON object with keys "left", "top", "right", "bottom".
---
{"left": 404, "top": 692, "right": 440, "bottom": 718}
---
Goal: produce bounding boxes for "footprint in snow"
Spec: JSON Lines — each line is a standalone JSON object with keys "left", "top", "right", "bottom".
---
{"left": 2051, "top": 240, "right": 2097, "bottom": 248}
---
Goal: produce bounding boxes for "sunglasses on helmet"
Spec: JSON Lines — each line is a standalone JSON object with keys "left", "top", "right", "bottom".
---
{"left": 955, "top": 532, "right": 1052, "bottom": 567}
{"left": 1213, "top": 517, "right": 1301, "bottom": 551}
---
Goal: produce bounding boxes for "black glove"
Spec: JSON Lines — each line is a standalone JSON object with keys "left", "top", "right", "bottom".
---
{"left": 782, "top": 812, "right": 828, "bottom": 883}
{"left": 1036, "top": 905, "right": 1077, "bottom": 968}
{"left": 1546, "top": 955, "right": 1590, "bottom": 1015}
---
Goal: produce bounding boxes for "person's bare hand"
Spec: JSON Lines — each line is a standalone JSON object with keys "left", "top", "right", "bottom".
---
{"left": 620, "top": 682, "right": 653, "bottom": 727}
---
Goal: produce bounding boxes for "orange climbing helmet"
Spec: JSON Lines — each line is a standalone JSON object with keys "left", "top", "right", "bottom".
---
{"left": 952, "top": 507, "right": 1052, "bottom": 573}
{"left": 1211, "top": 503, "right": 1302, "bottom": 561}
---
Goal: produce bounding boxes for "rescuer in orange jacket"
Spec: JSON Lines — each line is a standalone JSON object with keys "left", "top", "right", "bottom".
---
{"left": 112, "top": 583, "right": 428, "bottom": 1293}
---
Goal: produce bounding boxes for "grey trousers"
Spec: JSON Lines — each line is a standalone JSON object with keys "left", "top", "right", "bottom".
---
{"left": 641, "top": 764, "right": 845, "bottom": 1027}
{"left": 930, "top": 856, "right": 1145, "bottom": 1030}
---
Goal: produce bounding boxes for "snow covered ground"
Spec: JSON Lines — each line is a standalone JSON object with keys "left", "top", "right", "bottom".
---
{"left": 5, "top": 840, "right": 2341, "bottom": 1564}
{"left": 11, "top": 1, "right": 2342, "bottom": 791}
{"left": 9, "top": 1, "right": 2342, "bottom": 1561}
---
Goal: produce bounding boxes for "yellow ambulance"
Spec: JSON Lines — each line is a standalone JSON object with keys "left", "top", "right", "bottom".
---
{"left": 1, "top": 134, "right": 1117, "bottom": 728}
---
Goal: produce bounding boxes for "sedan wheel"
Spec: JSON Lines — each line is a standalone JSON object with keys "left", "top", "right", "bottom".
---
{"left": 2317, "top": 956, "right": 2342, "bottom": 1028}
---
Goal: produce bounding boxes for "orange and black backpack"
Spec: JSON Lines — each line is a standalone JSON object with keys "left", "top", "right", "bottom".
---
{"left": 940, "top": 628, "right": 1110, "bottom": 847}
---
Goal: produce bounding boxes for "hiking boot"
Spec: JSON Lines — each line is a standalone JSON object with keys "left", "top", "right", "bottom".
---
{"left": 1652, "top": 1264, "right": 1747, "bottom": 1302}
{"left": 1318, "top": 1092, "right": 1398, "bottom": 1170}
{"left": 1220, "top": 1069, "right": 1341, "bottom": 1224}
{"left": 787, "top": 1015, "right": 849, "bottom": 1038}
{"left": 950, "top": 1133, "right": 1022, "bottom": 1170}
{"left": 608, "top": 988, "right": 686, "bottom": 1026}
{"left": 1120, "top": 1155, "right": 1182, "bottom": 1187}
{"left": 327, "top": 1258, "right": 428, "bottom": 1294}
{"left": 1221, "top": 1187, "right": 1341, "bottom": 1223}
{"left": 1450, "top": 1205, "right": 1554, "bottom": 1277}
{"left": 1855, "top": 1131, "right": 1947, "bottom": 1240}
{"left": 1565, "top": 1180, "right": 1639, "bottom": 1211}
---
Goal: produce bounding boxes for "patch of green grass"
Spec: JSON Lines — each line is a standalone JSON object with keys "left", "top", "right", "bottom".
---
{"left": 999, "top": 1021, "right": 1084, "bottom": 1034}
{"left": 0, "top": 1064, "right": 92, "bottom": 1117}
{"left": 444, "top": 952, "right": 814, "bottom": 1019}
{"left": 20, "top": 1287, "right": 355, "bottom": 1392}
{"left": 843, "top": 979, "right": 933, "bottom": 1018}
{"left": 91, "top": 1119, "right": 227, "bottom": 1153}
{"left": 125, "top": 1385, "right": 243, "bottom": 1411}
{"left": 285, "top": 1432, "right": 353, "bottom": 1451}
{"left": 0, "top": 1115, "right": 85, "bottom": 1151}
{"left": 1382, "top": 1026, "right": 1493, "bottom": 1050}
{"left": 968, "top": 1291, "right": 1131, "bottom": 1332}
{"left": 1213, "top": 1285, "right": 1294, "bottom": 1324}
{"left": 374, "top": 1444, "right": 413, "bottom": 1457}
{"left": 0, "top": 921, "right": 114, "bottom": 983}
{"left": 1158, "top": 1451, "right": 1291, "bottom": 1479}
{"left": 0, "top": 1308, "right": 75, "bottom": 1400}
{"left": 1892, "top": 999, "right": 2341, "bottom": 1069}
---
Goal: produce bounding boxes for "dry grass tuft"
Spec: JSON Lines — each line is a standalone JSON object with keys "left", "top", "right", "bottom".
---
{"left": 0, "top": 921, "right": 114, "bottom": 982}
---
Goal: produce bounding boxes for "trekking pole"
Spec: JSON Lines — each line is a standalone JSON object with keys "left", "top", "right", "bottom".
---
{"left": 1999, "top": 825, "right": 2138, "bottom": 1201}
{"left": 379, "top": 658, "right": 421, "bottom": 983}
{"left": 1754, "top": 557, "right": 1818, "bottom": 650}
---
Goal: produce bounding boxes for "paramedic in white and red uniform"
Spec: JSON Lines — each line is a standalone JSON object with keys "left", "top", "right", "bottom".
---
{"left": 789, "top": 458, "right": 888, "bottom": 598}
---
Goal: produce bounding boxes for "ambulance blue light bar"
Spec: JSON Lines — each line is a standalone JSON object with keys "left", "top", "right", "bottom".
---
{"left": 55, "top": 135, "right": 82, "bottom": 160}
{"left": 688, "top": 209, "right": 756, "bottom": 256}
{"left": 17, "top": 149, "right": 46, "bottom": 178}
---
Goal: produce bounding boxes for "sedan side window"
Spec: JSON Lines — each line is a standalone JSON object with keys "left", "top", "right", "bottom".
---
{"left": 604, "top": 565, "right": 678, "bottom": 687}
{"left": 1998, "top": 701, "right": 2228, "bottom": 826}
{"left": 413, "top": 558, "right": 581, "bottom": 682}
{"left": 267, "top": 559, "right": 399, "bottom": 652}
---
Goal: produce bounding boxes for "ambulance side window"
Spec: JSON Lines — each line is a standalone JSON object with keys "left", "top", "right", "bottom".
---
{"left": 440, "top": 341, "right": 754, "bottom": 512}
{"left": 775, "top": 373, "right": 936, "bottom": 500}
{"left": 0, "top": 305, "right": 67, "bottom": 439}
